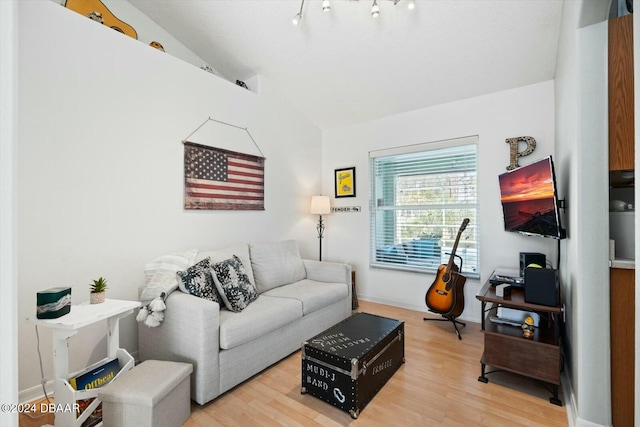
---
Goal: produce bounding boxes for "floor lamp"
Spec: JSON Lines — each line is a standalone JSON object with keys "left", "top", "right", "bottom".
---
{"left": 310, "top": 195, "right": 331, "bottom": 261}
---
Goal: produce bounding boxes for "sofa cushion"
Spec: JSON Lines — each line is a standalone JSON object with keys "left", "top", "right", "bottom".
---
{"left": 195, "top": 244, "right": 256, "bottom": 289}
{"left": 176, "top": 257, "right": 221, "bottom": 303}
{"left": 249, "top": 240, "right": 306, "bottom": 293}
{"left": 262, "top": 279, "right": 348, "bottom": 316}
{"left": 211, "top": 255, "right": 258, "bottom": 312}
{"left": 218, "top": 295, "right": 302, "bottom": 350}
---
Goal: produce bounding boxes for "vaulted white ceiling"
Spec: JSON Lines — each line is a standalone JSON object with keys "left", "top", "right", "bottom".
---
{"left": 129, "top": 0, "right": 563, "bottom": 130}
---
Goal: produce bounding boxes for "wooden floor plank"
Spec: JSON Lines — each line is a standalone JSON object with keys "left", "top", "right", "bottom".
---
{"left": 20, "top": 300, "right": 568, "bottom": 427}
{"left": 183, "top": 300, "right": 568, "bottom": 426}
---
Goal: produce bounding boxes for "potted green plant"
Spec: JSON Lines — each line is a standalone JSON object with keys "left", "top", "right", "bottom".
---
{"left": 89, "top": 277, "right": 108, "bottom": 304}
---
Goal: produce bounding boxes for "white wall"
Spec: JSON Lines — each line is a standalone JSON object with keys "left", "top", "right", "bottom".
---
{"left": 18, "top": 0, "right": 322, "bottom": 397}
{"left": 554, "top": 1, "right": 581, "bottom": 421}
{"left": 1, "top": 0, "right": 19, "bottom": 425}
{"left": 555, "top": 0, "right": 611, "bottom": 425}
{"left": 49, "top": 0, "right": 225, "bottom": 79}
{"left": 322, "top": 81, "right": 556, "bottom": 322}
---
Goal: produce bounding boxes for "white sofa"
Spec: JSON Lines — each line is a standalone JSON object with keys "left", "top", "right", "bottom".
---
{"left": 138, "top": 240, "right": 352, "bottom": 405}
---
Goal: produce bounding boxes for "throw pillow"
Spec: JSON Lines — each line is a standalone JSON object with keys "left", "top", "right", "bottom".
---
{"left": 177, "top": 257, "right": 221, "bottom": 303}
{"left": 195, "top": 244, "right": 256, "bottom": 290}
{"left": 211, "top": 255, "right": 258, "bottom": 312}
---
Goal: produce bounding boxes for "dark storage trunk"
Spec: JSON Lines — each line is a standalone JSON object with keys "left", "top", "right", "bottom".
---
{"left": 301, "top": 312, "right": 405, "bottom": 419}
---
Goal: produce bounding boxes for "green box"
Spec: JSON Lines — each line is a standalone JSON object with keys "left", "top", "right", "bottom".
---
{"left": 36, "top": 287, "right": 71, "bottom": 319}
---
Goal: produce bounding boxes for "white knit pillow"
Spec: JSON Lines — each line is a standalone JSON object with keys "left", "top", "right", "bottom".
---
{"left": 141, "top": 249, "right": 198, "bottom": 304}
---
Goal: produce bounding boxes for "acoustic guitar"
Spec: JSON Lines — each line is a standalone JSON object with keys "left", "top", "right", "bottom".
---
{"left": 425, "top": 218, "right": 470, "bottom": 317}
{"left": 64, "top": 0, "right": 138, "bottom": 40}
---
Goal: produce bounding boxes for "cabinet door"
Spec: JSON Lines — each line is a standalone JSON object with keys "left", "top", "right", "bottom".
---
{"left": 608, "top": 14, "right": 634, "bottom": 171}
{"left": 484, "top": 333, "right": 560, "bottom": 384}
{"left": 610, "top": 268, "right": 635, "bottom": 427}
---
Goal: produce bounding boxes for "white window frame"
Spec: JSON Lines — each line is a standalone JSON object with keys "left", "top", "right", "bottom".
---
{"left": 369, "top": 136, "right": 479, "bottom": 277}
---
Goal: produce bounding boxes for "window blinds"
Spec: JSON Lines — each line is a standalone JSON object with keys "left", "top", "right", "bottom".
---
{"left": 369, "top": 136, "right": 479, "bottom": 276}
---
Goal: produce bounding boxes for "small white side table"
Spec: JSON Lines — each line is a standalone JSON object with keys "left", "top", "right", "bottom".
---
{"left": 27, "top": 299, "right": 140, "bottom": 427}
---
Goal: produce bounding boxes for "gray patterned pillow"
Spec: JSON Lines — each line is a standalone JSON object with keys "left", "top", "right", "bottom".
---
{"left": 211, "top": 255, "right": 258, "bottom": 312}
{"left": 176, "top": 257, "right": 221, "bottom": 303}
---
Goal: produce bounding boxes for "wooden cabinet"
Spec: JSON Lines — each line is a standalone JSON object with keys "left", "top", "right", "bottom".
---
{"left": 608, "top": 14, "right": 635, "bottom": 424}
{"left": 610, "top": 268, "right": 635, "bottom": 427}
{"left": 483, "top": 309, "right": 560, "bottom": 384}
{"left": 476, "top": 281, "right": 563, "bottom": 405}
{"left": 609, "top": 14, "right": 634, "bottom": 171}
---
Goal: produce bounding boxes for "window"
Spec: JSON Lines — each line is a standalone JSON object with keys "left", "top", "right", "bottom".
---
{"left": 369, "top": 136, "right": 479, "bottom": 277}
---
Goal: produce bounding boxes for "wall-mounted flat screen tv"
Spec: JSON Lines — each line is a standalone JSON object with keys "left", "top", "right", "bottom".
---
{"left": 498, "top": 155, "right": 565, "bottom": 239}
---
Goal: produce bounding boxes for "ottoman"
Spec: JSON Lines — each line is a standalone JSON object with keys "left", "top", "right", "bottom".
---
{"left": 99, "top": 360, "right": 193, "bottom": 427}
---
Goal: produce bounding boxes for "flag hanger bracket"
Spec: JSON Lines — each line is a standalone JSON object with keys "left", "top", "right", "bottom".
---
{"left": 181, "top": 117, "right": 265, "bottom": 159}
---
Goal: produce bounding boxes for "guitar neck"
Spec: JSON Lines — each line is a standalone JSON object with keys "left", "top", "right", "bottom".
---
{"left": 445, "top": 220, "right": 469, "bottom": 273}
{"left": 446, "top": 233, "right": 462, "bottom": 271}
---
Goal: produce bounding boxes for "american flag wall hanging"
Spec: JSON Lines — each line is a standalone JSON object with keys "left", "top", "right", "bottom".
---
{"left": 184, "top": 141, "right": 265, "bottom": 210}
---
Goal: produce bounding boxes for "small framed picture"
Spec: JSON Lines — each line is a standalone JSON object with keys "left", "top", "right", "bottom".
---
{"left": 335, "top": 167, "right": 356, "bottom": 198}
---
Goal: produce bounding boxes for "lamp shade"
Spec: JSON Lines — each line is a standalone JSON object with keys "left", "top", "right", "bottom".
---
{"left": 310, "top": 196, "right": 331, "bottom": 215}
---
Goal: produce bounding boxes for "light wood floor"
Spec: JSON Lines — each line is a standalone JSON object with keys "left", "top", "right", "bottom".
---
{"left": 20, "top": 300, "right": 569, "bottom": 427}
{"left": 186, "top": 301, "right": 568, "bottom": 427}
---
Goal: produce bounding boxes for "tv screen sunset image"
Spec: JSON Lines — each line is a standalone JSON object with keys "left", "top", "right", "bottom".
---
{"left": 498, "top": 158, "right": 560, "bottom": 237}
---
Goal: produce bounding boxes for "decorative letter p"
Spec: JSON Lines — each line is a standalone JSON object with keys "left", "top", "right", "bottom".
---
{"left": 506, "top": 136, "right": 536, "bottom": 170}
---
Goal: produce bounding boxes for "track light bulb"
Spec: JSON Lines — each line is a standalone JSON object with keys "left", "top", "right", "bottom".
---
{"left": 292, "top": 12, "right": 302, "bottom": 26}
{"left": 407, "top": 0, "right": 415, "bottom": 10}
{"left": 322, "top": 0, "right": 331, "bottom": 12}
{"left": 371, "top": 0, "right": 380, "bottom": 18}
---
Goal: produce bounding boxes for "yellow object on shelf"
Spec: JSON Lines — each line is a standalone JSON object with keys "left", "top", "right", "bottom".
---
{"left": 521, "top": 316, "right": 536, "bottom": 339}
{"left": 64, "top": 0, "right": 138, "bottom": 39}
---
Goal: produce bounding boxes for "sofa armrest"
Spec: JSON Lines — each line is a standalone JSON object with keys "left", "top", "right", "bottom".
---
{"left": 303, "top": 259, "right": 352, "bottom": 284}
{"left": 304, "top": 260, "right": 353, "bottom": 315}
{"left": 138, "top": 291, "right": 220, "bottom": 405}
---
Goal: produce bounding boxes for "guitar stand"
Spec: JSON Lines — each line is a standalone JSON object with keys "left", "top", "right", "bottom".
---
{"left": 424, "top": 313, "right": 466, "bottom": 340}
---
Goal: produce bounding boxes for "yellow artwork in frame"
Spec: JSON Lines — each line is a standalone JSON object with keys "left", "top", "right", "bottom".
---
{"left": 335, "top": 167, "right": 356, "bottom": 198}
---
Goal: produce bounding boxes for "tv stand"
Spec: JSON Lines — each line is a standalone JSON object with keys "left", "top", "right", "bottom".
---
{"left": 476, "top": 280, "right": 563, "bottom": 406}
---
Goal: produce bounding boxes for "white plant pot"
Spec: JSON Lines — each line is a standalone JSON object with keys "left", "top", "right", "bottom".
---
{"left": 90, "top": 292, "right": 105, "bottom": 304}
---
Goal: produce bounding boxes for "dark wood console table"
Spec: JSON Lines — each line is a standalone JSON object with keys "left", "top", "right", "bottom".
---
{"left": 476, "top": 280, "right": 563, "bottom": 405}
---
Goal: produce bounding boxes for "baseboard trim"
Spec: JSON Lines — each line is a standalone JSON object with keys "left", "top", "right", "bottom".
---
{"left": 575, "top": 416, "right": 607, "bottom": 427}
{"left": 562, "top": 369, "right": 578, "bottom": 427}
{"left": 358, "top": 295, "right": 478, "bottom": 323}
{"left": 19, "top": 381, "right": 53, "bottom": 404}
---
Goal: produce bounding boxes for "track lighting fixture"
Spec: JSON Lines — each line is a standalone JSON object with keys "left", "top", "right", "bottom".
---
{"left": 292, "top": 0, "right": 413, "bottom": 27}
{"left": 371, "top": 0, "right": 380, "bottom": 18}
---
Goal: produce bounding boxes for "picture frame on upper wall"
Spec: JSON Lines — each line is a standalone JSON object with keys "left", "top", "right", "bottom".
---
{"left": 335, "top": 167, "right": 356, "bottom": 198}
